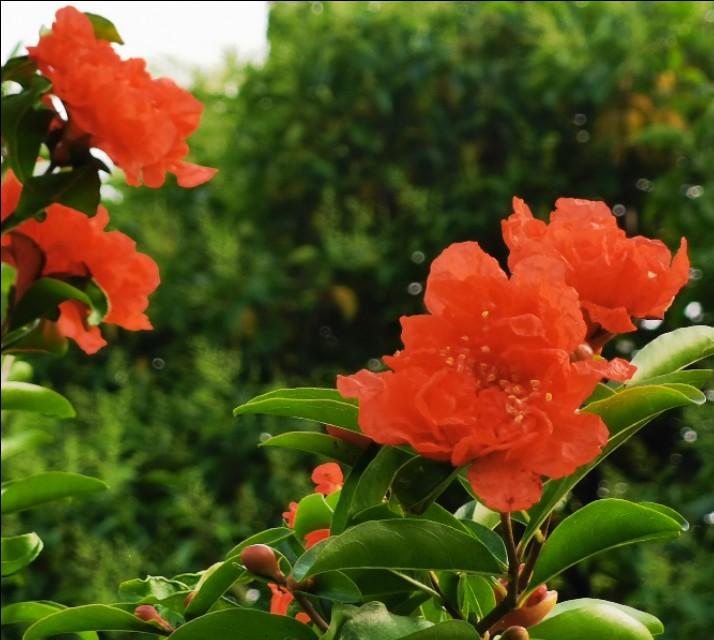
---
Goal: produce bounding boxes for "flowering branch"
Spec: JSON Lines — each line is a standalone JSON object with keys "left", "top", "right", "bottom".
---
{"left": 292, "top": 591, "right": 329, "bottom": 632}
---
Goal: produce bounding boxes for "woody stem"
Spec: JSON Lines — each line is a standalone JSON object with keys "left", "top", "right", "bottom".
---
{"left": 292, "top": 592, "right": 329, "bottom": 632}
{"left": 518, "top": 512, "right": 553, "bottom": 596}
{"left": 474, "top": 513, "right": 520, "bottom": 636}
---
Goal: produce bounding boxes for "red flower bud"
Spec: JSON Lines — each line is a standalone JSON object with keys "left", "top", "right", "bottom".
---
{"left": 525, "top": 584, "right": 548, "bottom": 606}
{"left": 239, "top": 544, "right": 283, "bottom": 581}
{"left": 490, "top": 589, "right": 558, "bottom": 634}
{"left": 500, "top": 626, "right": 530, "bottom": 640}
{"left": 134, "top": 605, "right": 174, "bottom": 632}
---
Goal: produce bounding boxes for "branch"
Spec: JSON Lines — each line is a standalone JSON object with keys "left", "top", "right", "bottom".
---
{"left": 293, "top": 592, "right": 329, "bottom": 632}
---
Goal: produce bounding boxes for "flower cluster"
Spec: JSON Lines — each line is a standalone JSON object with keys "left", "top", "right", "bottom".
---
{"left": 27, "top": 6, "right": 216, "bottom": 188}
{"left": 338, "top": 198, "right": 689, "bottom": 512}
{"left": 2, "top": 170, "right": 159, "bottom": 353}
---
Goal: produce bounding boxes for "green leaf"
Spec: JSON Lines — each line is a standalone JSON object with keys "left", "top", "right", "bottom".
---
{"left": 522, "top": 383, "right": 705, "bottom": 545}
{"left": 626, "top": 326, "right": 714, "bottom": 385}
{"left": 1, "top": 602, "right": 98, "bottom": 639}
{"left": 1, "top": 430, "right": 53, "bottom": 461}
{"left": 529, "top": 499, "right": 684, "bottom": 591}
{"left": 234, "top": 387, "right": 359, "bottom": 431}
{"left": 168, "top": 609, "right": 318, "bottom": 640}
{"left": 224, "top": 527, "right": 295, "bottom": 559}
{"left": 402, "top": 621, "right": 478, "bottom": 639}
{"left": 350, "top": 446, "right": 412, "bottom": 516}
{"left": 626, "top": 368, "right": 712, "bottom": 389}
{"left": 0, "top": 77, "right": 52, "bottom": 182}
{"left": 330, "top": 444, "right": 380, "bottom": 534}
{"left": 584, "top": 382, "right": 616, "bottom": 404}
{"left": 301, "top": 571, "right": 362, "bottom": 603}
{"left": 185, "top": 560, "right": 246, "bottom": 618}
{"left": 84, "top": 13, "right": 124, "bottom": 44}
{"left": 9, "top": 163, "right": 101, "bottom": 229}
{"left": 530, "top": 600, "right": 655, "bottom": 640}
{"left": 3, "top": 319, "right": 68, "bottom": 355}
{"left": 10, "top": 278, "right": 95, "bottom": 329}
{"left": 294, "top": 492, "right": 334, "bottom": 539}
{"left": 325, "top": 602, "right": 432, "bottom": 640}
{"left": 1, "top": 56, "right": 39, "bottom": 87}
{"left": 459, "top": 520, "right": 507, "bottom": 566}
{"left": 454, "top": 500, "right": 501, "bottom": 529}
{"left": 1, "top": 471, "right": 108, "bottom": 514}
{"left": 2, "top": 262, "right": 17, "bottom": 321}
{"left": 260, "top": 431, "right": 361, "bottom": 465}
{"left": 392, "top": 457, "right": 458, "bottom": 514}
{"left": 548, "top": 599, "right": 663, "bottom": 635}
{"left": 1, "top": 382, "right": 75, "bottom": 417}
{"left": 118, "top": 576, "right": 190, "bottom": 603}
{"left": 457, "top": 574, "right": 496, "bottom": 620}
{"left": 1, "top": 533, "right": 43, "bottom": 576}
{"left": 22, "top": 604, "right": 168, "bottom": 639}
{"left": 292, "top": 519, "right": 504, "bottom": 581}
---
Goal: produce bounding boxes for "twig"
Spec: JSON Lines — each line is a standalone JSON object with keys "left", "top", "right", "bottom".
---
{"left": 293, "top": 592, "right": 329, "bottom": 632}
{"left": 428, "top": 570, "right": 464, "bottom": 620}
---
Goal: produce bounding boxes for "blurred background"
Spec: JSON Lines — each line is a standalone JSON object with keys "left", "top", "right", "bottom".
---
{"left": 2, "top": 2, "right": 713, "bottom": 638}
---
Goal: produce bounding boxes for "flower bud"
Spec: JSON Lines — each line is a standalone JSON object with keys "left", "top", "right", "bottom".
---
{"left": 134, "top": 605, "right": 174, "bottom": 632}
{"left": 489, "top": 589, "right": 557, "bottom": 634}
{"left": 239, "top": 544, "right": 283, "bottom": 581}
{"left": 500, "top": 626, "right": 529, "bottom": 640}
{"left": 525, "top": 584, "right": 548, "bottom": 606}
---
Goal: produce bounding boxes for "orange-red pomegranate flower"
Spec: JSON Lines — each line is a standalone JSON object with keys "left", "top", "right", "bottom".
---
{"left": 282, "top": 501, "right": 298, "bottom": 529}
{"left": 27, "top": 6, "right": 216, "bottom": 188}
{"left": 338, "top": 242, "right": 635, "bottom": 512}
{"left": 311, "top": 462, "right": 343, "bottom": 496}
{"left": 503, "top": 197, "right": 689, "bottom": 335}
{"left": 2, "top": 171, "right": 159, "bottom": 354}
{"left": 268, "top": 583, "right": 310, "bottom": 624}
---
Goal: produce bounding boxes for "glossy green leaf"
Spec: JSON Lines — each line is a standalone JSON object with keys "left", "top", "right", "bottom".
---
{"left": 392, "top": 457, "right": 458, "bottom": 514}
{"left": 454, "top": 500, "right": 501, "bottom": 529}
{"left": 234, "top": 387, "right": 359, "bottom": 431}
{"left": 22, "top": 604, "right": 168, "bottom": 639}
{"left": 627, "top": 368, "right": 712, "bottom": 389}
{"left": 529, "top": 500, "right": 683, "bottom": 590}
{"left": 10, "top": 278, "right": 95, "bottom": 329}
{"left": 458, "top": 574, "right": 496, "bottom": 620}
{"left": 330, "top": 444, "right": 380, "bottom": 534}
{"left": 84, "top": 12, "right": 124, "bottom": 43}
{"left": 626, "top": 325, "right": 714, "bottom": 385}
{"left": 300, "top": 571, "right": 362, "bottom": 603}
{"left": 169, "top": 609, "right": 318, "bottom": 640}
{"left": 292, "top": 519, "right": 504, "bottom": 581}
{"left": 548, "top": 599, "right": 663, "bottom": 635}
{"left": 1, "top": 533, "right": 43, "bottom": 576}
{"left": 459, "top": 520, "right": 507, "bottom": 566}
{"left": 294, "top": 492, "right": 334, "bottom": 539}
{"left": 530, "top": 600, "right": 655, "bottom": 640}
{"left": 349, "top": 446, "right": 412, "bottom": 516}
{"left": 584, "top": 382, "right": 616, "bottom": 404}
{"left": 1, "top": 602, "right": 98, "bottom": 639}
{"left": 185, "top": 560, "right": 245, "bottom": 618}
{"left": 523, "top": 383, "right": 705, "bottom": 545}
{"left": 3, "top": 319, "right": 68, "bottom": 355}
{"left": 7, "top": 359, "right": 33, "bottom": 382}
{"left": 1, "top": 382, "right": 75, "bottom": 417}
{"left": 224, "top": 527, "right": 295, "bottom": 559}
{"left": 1, "top": 471, "right": 107, "bottom": 514}
{"left": 10, "top": 163, "right": 102, "bottom": 228}
{"left": 1, "top": 430, "right": 53, "bottom": 461}
{"left": 259, "top": 431, "right": 361, "bottom": 465}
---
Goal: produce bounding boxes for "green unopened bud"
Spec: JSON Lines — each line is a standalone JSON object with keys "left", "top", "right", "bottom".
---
{"left": 239, "top": 544, "right": 283, "bottom": 581}
{"left": 500, "top": 626, "right": 529, "bottom": 640}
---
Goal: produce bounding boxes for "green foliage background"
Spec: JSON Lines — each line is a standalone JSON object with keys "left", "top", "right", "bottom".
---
{"left": 2, "top": 2, "right": 713, "bottom": 637}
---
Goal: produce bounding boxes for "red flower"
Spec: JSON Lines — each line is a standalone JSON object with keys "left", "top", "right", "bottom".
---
{"left": 27, "top": 7, "right": 216, "bottom": 188}
{"left": 338, "top": 242, "right": 635, "bottom": 512}
{"left": 282, "top": 501, "right": 298, "bottom": 528}
{"left": 303, "top": 528, "right": 330, "bottom": 549}
{"left": 503, "top": 197, "right": 689, "bottom": 334}
{"left": 311, "top": 462, "right": 343, "bottom": 496}
{"left": 2, "top": 171, "right": 159, "bottom": 354}
{"left": 268, "top": 583, "right": 310, "bottom": 624}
